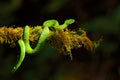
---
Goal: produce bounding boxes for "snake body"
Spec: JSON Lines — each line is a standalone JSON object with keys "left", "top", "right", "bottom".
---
{"left": 12, "top": 19, "right": 75, "bottom": 72}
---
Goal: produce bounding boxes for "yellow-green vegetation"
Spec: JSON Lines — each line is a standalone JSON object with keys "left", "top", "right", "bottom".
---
{"left": 0, "top": 26, "right": 94, "bottom": 55}
{"left": 0, "top": 26, "right": 42, "bottom": 47}
{"left": 48, "top": 28, "right": 94, "bottom": 59}
{"left": 0, "top": 19, "right": 98, "bottom": 72}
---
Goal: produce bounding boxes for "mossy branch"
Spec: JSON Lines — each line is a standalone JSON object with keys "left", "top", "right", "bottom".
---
{"left": 0, "top": 26, "right": 94, "bottom": 53}
{"left": 0, "top": 19, "right": 98, "bottom": 72}
{"left": 0, "top": 26, "right": 42, "bottom": 46}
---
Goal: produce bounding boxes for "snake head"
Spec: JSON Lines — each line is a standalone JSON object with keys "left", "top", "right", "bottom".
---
{"left": 55, "top": 19, "right": 75, "bottom": 30}
{"left": 64, "top": 19, "right": 75, "bottom": 25}
{"left": 43, "top": 19, "right": 75, "bottom": 30}
{"left": 43, "top": 20, "right": 59, "bottom": 28}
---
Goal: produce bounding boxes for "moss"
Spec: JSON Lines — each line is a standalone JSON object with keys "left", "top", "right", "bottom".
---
{"left": 0, "top": 26, "right": 43, "bottom": 47}
{"left": 0, "top": 20, "right": 100, "bottom": 73}
{"left": 0, "top": 26, "right": 95, "bottom": 57}
{"left": 48, "top": 28, "right": 94, "bottom": 59}
{"left": 29, "top": 26, "right": 42, "bottom": 43}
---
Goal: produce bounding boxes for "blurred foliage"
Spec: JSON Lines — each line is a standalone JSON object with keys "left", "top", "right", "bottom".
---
{"left": 44, "top": 0, "right": 68, "bottom": 13}
{"left": 82, "top": 6, "right": 120, "bottom": 35}
{"left": 0, "top": 0, "right": 21, "bottom": 25}
{"left": 0, "top": 0, "right": 120, "bottom": 80}
{"left": 82, "top": 6, "right": 120, "bottom": 55}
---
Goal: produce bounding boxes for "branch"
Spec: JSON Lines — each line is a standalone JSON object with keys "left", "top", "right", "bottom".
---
{"left": 0, "top": 26, "right": 42, "bottom": 46}
{"left": 0, "top": 19, "right": 98, "bottom": 72}
{"left": 0, "top": 26, "right": 94, "bottom": 53}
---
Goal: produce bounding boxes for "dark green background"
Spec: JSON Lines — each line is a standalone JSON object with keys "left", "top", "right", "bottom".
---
{"left": 0, "top": 0, "right": 120, "bottom": 80}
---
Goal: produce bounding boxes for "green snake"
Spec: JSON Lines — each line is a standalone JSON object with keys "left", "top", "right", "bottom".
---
{"left": 12, "top": 19, "right": 75, "bottom": 73}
